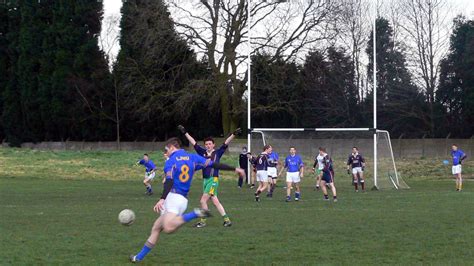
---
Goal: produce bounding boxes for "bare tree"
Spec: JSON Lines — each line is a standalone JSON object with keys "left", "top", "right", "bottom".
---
{"left": 166, "top": 0, "right": 340, "bottom": 134}
{"left": 394, "top": 0, "right": 452, "bottom": 136}
{"left": 337, "top": 0, "right": 371, "bottom": 103}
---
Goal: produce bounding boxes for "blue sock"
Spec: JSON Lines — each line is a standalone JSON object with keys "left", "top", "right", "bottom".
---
{"left": 136, "top": 242, "right": 154, "bottom": 261}
{"left": 182, "top": 211, "right": 199, "bottom": 223}
{"left": 295, "top": 192, "right": 300, "bottom": 198}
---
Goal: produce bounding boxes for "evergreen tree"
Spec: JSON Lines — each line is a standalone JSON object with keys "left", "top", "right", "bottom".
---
{"left": 366, "top": 17, "right": 428, "bottom": 137}
{"left": 437, "top": 16, "right": 474, "bottom": 137}
{"left": 251, "top": 53, "right": 303, "bottom": 128}
{"left": 115, "top": 0, "right": 206, "bottom": 140}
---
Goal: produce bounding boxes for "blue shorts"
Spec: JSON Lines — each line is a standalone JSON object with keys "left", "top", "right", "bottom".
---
{"left": 322, "top": 171, "right": 333, "bottom": 183}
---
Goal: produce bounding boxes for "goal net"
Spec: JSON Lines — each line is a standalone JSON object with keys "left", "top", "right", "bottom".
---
{"left": 249, "top": 128, "right": 409, "bottom": 190}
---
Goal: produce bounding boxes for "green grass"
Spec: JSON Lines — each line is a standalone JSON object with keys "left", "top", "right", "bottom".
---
{"left": 1, "top": 148, "right": 473, "bottom": 265}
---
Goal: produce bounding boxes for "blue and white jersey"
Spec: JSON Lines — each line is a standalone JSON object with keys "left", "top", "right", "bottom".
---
{"left": 284, "top": 154, "right": 304, "bottom": 173}
{"left": 138, "top": 159, "right": 156, "bottom": 173}
{"left": 267, "top": 152, "right": 279, "bottom": 167}
{"left": 163, "top": 149, "right": 211, "bottom": 198}
{"left": 451, "top": 149, "right": 466, "bottom": 166}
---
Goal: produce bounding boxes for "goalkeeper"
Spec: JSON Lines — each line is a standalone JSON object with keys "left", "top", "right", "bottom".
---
{"left": 347, "top": 147, "right": 366, "bottom": 192}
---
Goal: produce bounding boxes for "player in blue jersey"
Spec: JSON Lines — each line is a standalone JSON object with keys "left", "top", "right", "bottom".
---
{"left": 451, "top": 144, "right": 467, "bottom": 191}
{"left": 179, "top": 125, "right": 240, "bottom": 228}
{"left": 266, "top": 145, "right": 280, "bottom": 197}
{"left": 347, "top": 147, "right": 366, "bottom": 192}
{"left": 136, "top": 154, "right": 157, "bottom": 195}
{"left": 279, "top": 147, "right": 304, "bottom": 202}
{"left": 249, "top": 145, "right": 271, "bottom": 202}
{"left": 319, "top": 147, "right": 337, "bottom": 202}
{"left": 130, "top": 137, "right": 246, "bottom": 263}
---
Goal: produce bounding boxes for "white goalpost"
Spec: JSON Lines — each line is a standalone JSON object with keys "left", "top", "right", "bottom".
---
{"left": 245, "top": 0, "right": 406, "bottom": 189}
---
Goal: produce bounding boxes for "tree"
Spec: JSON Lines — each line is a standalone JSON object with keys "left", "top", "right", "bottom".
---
{"left": 437, "top": 16, "right": 474, "bottom": 137}
{"left": 167, "top": 0, "right": 341, "bottom": 133}
{"left": 115, "top": 0, "right": 207, "bottom": 141}
{"left": 366, "top": 17, "right": 428, "bottom": 137}
{"left": 301, "top": 47, "right": 361, "bottom": 128}
{"left": 250, "top": 53, "right": 303, "bottom": 128}
{"left": 1, "top": 1, "right": 23, "bottom": 146}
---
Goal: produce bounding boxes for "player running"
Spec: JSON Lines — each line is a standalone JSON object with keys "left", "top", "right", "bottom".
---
{"left": 136, "top": 154, "right": 157, "bottom": 195}
{"left": 451, "top": 144, "right": 467, "bottom": 191}
{"left": 347, "top": 147, "right": 366, "bottom": 192}
{"left": 312, "top": 148, "right": 325, "bottom": 191}
{"left": 279, "top": 147, "right": 304, "bottom": 202}
{"left": 266, "top": 145, "right": 280, "bottom": 197}
{"left": 129, "top": 137, "right": 246, "bottom": 263}
{"left": 249, "top": 145, "right": 271, "bottom": 202}
{"left": 179, "top": 125, "right": 240, "bottom": 228}
{"left": 319, "top": 147, "right": 337, "bottom": 202}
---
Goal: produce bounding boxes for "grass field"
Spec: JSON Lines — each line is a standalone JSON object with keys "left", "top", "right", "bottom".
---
{"left": 1, "top": 148, "right": 473, "bottom": 265}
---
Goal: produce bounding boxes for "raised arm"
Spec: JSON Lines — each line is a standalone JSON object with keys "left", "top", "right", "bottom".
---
{"left": 178, "top": 125, "right": 197, "bottom": 146}
{"left": 224, "top": 128, "right": 241, "bottom": 145}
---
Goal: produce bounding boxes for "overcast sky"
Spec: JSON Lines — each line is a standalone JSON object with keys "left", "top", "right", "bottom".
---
{"left": 100, "top": 0, "right": 474, "bottom": 67}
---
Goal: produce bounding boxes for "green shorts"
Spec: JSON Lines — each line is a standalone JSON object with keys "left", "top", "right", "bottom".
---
{"left": 203, "top": 176, "right": 219, "bottom": 196}
{"left": 316, "top": 169, "right": 322, "bottom": 175}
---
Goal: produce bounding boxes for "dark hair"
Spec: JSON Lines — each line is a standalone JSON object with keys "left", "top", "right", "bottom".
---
{"left": 289, "top": 146, "right": 296, "bottom": 150}
{"left": 166, "top": 137, "right": 181, "bottom": 149}
{"left": 353, "top": 147, "right": 358, "bottom": 150}
{"left": 204, "top": 137, "right": 215, "bottom": 144}
{"left": 263, "top": 144, "right": 271, "bottom": 151}
{"left": 143, "top": 153, "right": 149, "bottom": 157}
{"left": 319, "top": 147, "right": 326, "bottom": 152}
{"left": 452, "top": 144, "right": 458, "bottom": 147}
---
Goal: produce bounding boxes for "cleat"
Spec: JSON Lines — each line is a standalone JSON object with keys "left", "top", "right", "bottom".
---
{"left": 223, "top": 220, "right": 232, "bottom": 227}
{"left": 316, "top": 186, "right": 320, "bottom": 191}
{"left": 250, "top": 184, "right": 255, "bottom": 188}
{"left": 193, "top": 222, "right": 207, "bottom": 228}
{"left": 194, "top": 208, "right": 212, "bottom": 218}
{"left": 323, "top": 198, "right": 329, "bottom": 201}
{"left": 355, "top": 190, "right": 359, "bottom": 192}
{"left": 333, "top": 198, "right": 338, "bottom": 202}
{"left": 285, "top": 197, "right": 291, "bottom": 202}
{"left": 295, "top": 198, "right": 299, "bottom": 201}
{"left": 130, "top": 255, "right": 140, "bottom": 263}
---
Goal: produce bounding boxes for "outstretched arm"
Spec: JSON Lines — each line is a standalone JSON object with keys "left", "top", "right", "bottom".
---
{"left": 224, "top": 128, "right": 241, "bottom": 145}
{"left": 178, "top": 125, "right": 197, "bottom": 146}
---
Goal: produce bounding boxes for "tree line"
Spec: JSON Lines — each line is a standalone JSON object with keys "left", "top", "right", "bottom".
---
{"left": 0, "top": 0, "right": 473, "bottom": 147}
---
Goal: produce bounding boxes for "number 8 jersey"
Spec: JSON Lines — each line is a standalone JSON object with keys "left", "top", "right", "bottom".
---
{"left": 163, "top": 149, "right": 209, "bottom": 198}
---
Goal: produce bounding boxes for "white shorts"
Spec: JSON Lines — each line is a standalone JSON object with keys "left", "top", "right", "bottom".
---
{"left": 267, "top": 167, "right": 278, "bottom": 178}
{"left": 352, "top": 167, "right": 363, "bottom": 174}
{"left": 162, "top": 192, "right": 188, "bottom": 215}
{"left": 452, "top": 165, "right": 462, "bottom": 175}
{"left": 145, "top": 172, "right": 156, "bottom": 180}
{"left": 286, "top": 172, "right": 300, "bottom": 183}
{"left": 256, "top": 170, "right": 268, "bottom": 182}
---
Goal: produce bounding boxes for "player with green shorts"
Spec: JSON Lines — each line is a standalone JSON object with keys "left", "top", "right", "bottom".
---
{"left": 179, "top": 125, "right": 241, "bottom": 228}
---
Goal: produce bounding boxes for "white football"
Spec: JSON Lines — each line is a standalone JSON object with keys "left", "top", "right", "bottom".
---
{"left": 118, "top": 209, "right": 135, "bottom": 226}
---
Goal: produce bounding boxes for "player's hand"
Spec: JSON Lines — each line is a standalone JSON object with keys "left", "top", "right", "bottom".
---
{"left": 347, "top": 169, "right": 351, "bottom": 175}
{"left": 154, "top": 199, "right": 165, "bottom": 213}
{"left": 362, "top": 166, "right": 365, "bottom": 171}
{"left": 235, "top": 168, "right": 246, "bottom": 179}
{"left": 177, "top": 125, "right": 187, "bottom": 134}
{"left": 311, "top": 168, "right": 315, "bottom": 173}
{"left": 233, "top": 128, "right": 242, "bottom": 135}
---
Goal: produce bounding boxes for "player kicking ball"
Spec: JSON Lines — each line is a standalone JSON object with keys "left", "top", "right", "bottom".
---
{"left": 347, "top": 147, "right": 366, "bottom": 192}
{"left": 451, "top": 144, "right": 467, "bottom": 191}
{"left": 279, "top": 147, "right": 304, "bottom": 202}
{"left": 319, "top": 147, "right": 337, "bottom": 202}
{"left": 136, "top": 154, "right": 157, "bottom": 195}
{"left": 179, "top": 125, "right": 240, "bottom": 228}
{"left": 129, "top": 137, "right": 246, "bottom": 263}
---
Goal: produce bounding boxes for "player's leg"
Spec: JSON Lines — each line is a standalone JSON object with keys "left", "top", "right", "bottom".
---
{"left": 285, "top": 181, "right": 292, "bottom": 202}
{"left": 352, "top": 170, "right": 359, "bottom": 192}
{"left": 358, "top": 170, "right": 365, "bottom": 191}
{"left": 194, "top": 193, "right": 210, "bottom": 228}
{"left": 211, "top": 196, "right": 232, "bottom": 226}
{"left": 321, "top": 180, "right": 329, "bottom": 201}
{"left": 457, "top": 172, "right": 463, "bottom": 191}
{"left": 329, "top": 182, "right": 337, "bottom": 202}
{"left": 294, "top": 173, "right": 301, "bottom": 201}
{"left": 266, "top": 176, "right": 272, "bottom": 196}
{"left": 315, "top": 170, "right": 321, "bottom": 190}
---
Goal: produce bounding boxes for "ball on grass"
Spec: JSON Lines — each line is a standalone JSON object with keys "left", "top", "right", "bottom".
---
{"left": 442, "top": 160, "right": 449, "bottom": 165}
{"left": 118, "top": 209, "right": 135, "bottom": 226}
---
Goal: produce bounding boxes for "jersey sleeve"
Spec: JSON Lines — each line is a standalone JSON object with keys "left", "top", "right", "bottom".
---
{"left": 193, "top": 144, "right": 206, "bottom": 155}
{"left": 192, "top": 154, "right": 210, "bottom": 171}
{"left": 360, "top": 155, "right": 365, "bottom": 163}
{"left": 138, "top": 159, "right": 145, "bottom": 165}
{"left": 347, "top": 155, "right": 352, "bottom": 165}
{"left": 216, "top": 144, "right": 228, "bottom": 157}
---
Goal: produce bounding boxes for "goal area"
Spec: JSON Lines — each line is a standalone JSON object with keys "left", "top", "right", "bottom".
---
{"left": 249, "top": 128, "right": 409, "bottom": 190}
